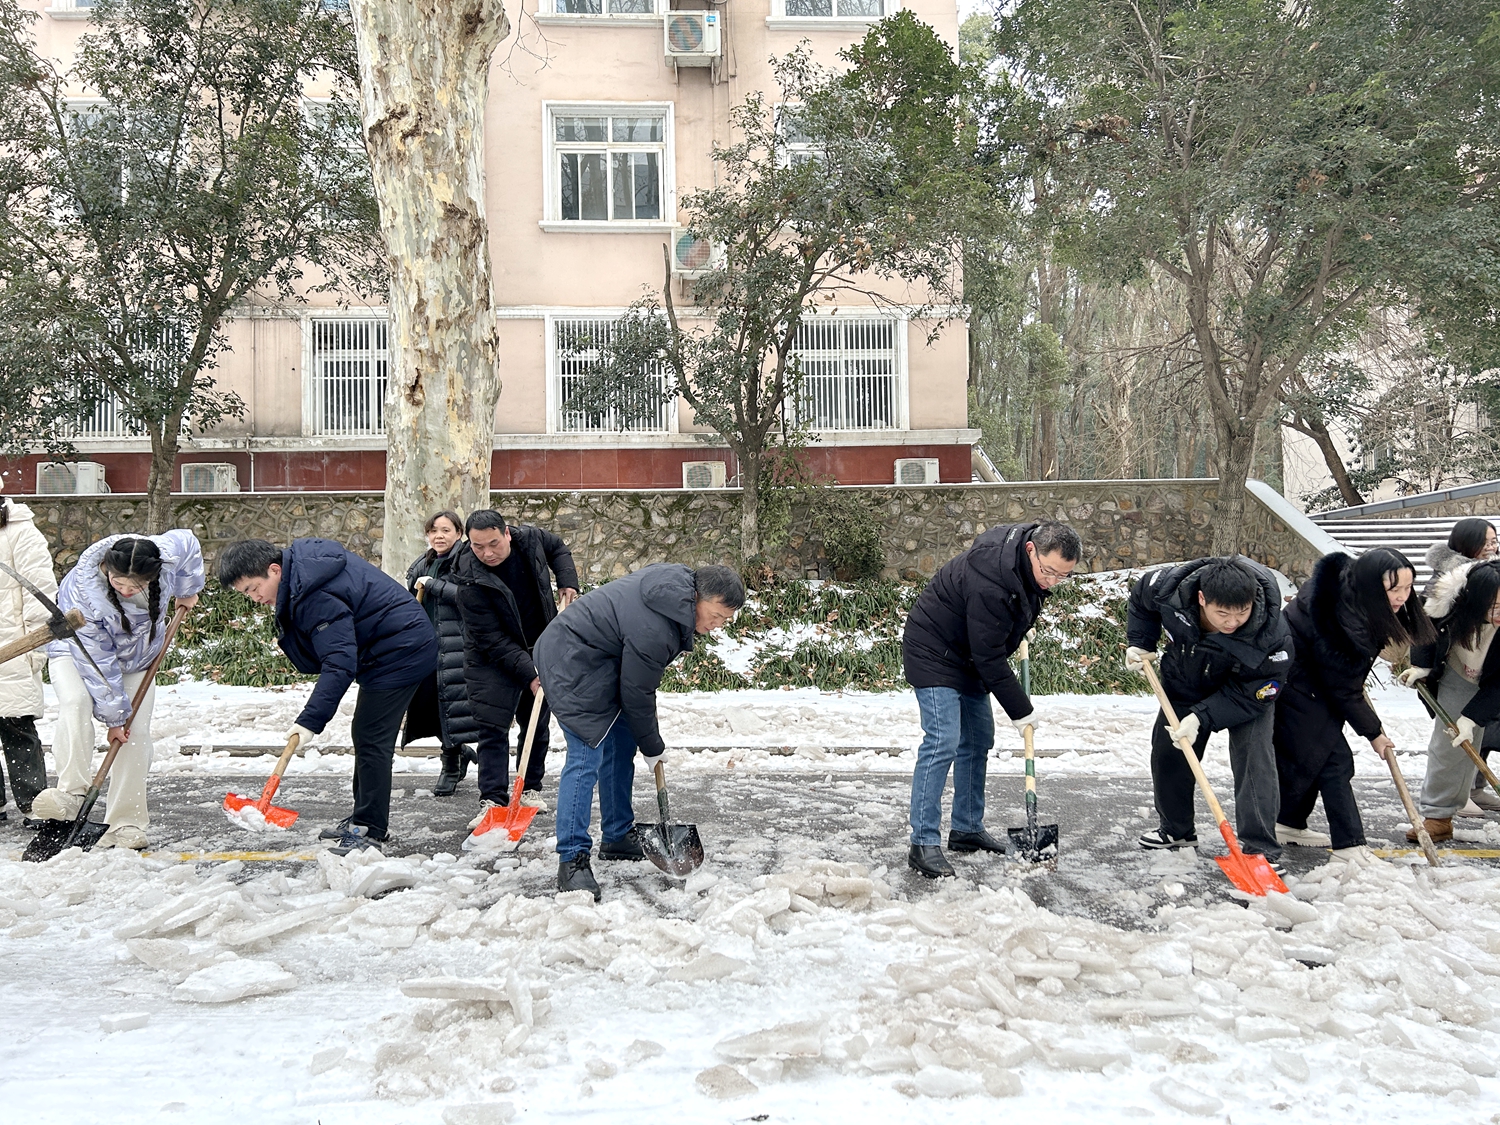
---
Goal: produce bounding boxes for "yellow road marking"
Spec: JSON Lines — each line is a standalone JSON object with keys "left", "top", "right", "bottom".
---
{"left": 145, "top": 850, "right": 318, "bottom": 861}
{"left": 1371, "top": 848, "right": 1500, "bottom": 858}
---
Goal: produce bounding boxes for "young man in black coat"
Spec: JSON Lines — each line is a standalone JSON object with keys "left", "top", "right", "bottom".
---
{"left": 534, "top": 562, "right": 744, "bottom": 900}
{"left": 1125, "top": 556, "right": 1292, "bottom": 862}
{"left": 451, "top": 510, "right": 579, "bottom": 825}
{"left": 219, "top": 537, "right": 438, "bottom": 853}
{"left": 902, "top": 521, "right": 1081, "bottom": 878}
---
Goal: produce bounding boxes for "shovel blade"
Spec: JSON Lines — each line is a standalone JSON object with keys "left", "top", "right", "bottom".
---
{"left": 1006, "top": 823, "right": 1059, "bottom": 863}
{"left": 22, "top": 817, "right": 107, "bottom": 862}
{"left": 640, "top": 822, "right": 703, "bottom": 877}
{"left": 464, "top": 803, "right": 539, "bottom": 850}
{"left": 1215, "top": 851, "right": 1287, "bottom": 896}
{"left": 223, "top": 791, "right": 298, "bottom": 829}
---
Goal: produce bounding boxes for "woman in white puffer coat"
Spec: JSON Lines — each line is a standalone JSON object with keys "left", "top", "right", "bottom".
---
{"left": 30, "top": 530, "right": 203, "bottom": 848}
{"left": 0, "top": 497, "right": 58, "bottom": 820}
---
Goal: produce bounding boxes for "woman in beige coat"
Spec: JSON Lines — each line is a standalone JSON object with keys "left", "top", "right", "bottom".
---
{"left": 0, "top": 497, "right": 57, "bottom": 820}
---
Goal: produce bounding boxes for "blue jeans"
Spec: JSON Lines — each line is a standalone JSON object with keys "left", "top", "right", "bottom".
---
{"left": 909, "top": 687, "right": 995, "bottom": 846}
{"left": 556, "top": 720, "right": 640, "bottom": 862}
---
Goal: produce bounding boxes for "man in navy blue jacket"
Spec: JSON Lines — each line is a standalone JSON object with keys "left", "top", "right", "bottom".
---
{"left": 220, "top": 538, "right": 438, "bottom": 852}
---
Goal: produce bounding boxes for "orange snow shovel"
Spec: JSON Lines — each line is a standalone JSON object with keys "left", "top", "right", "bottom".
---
{"left": 223, "top": 733, "right": 302, "bottom": 828}
{"left": 1141, "top": 657, "right": 1288, "bottom": 896}
{"left": 465, "top": 687, "right": 546, "bottom": 848}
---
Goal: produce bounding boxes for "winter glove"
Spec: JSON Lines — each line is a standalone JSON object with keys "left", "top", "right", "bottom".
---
{"left": 285, "top": 723, "right": 318, "bottom": 749}
{"left": 1450, "top": 716, "right": 1479, "bottom": 749}
{"left": 1396, "top": 666, "right": 1431, "bottom": 688}
{"left": 1168, "top": 712, "right": 1201, "bottom": 748}
{"left": 640, "top": 747, "right": 665, "bottom": 772}
{"left": 1124, "top": 646, "right": 1152, "bottom": 674}
{"left": 1011, "top": 713, "right": 1039, "bottom": 734}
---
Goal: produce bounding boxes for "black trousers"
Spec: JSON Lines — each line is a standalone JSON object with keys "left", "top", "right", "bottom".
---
{"left": 476, "top": 687, "right": 551, "bottom": 803}
{"left": 0, "top": 715, "right": 46, "bottom": 812}
{"left": 1150, "top": 705, "right": 1281, "bottom": 858}
{"left": 350, "top": 681, "right": 422, "bottom": 838}
{"left": 1277, "top": 739, "right": 1364, "bottom": 848}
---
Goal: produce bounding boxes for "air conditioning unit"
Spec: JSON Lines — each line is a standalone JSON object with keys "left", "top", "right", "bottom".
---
{"left": 36, "top": 461, "right": 110, "bottom": 495}
{"left": 664, "top": 11, "right": 720, "bottom": 66}
{"left": 180, "top": 463, "right": 240, "bottom": 494}
{"left": 671, "top": 228, "right": 723, "bottom": 278}
{"left": 894, "top": 458, "right": 940, "bottom": 486}
{"left": 682, "top": 460, "right": 727, "bottom": 489}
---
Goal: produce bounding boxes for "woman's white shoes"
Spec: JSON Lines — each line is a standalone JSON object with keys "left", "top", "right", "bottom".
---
{"left": 1275, "top": 823, "right": 1332, "bottom": 847}
{"left": 29, "top": 788, "right": 81, "bottom": 821}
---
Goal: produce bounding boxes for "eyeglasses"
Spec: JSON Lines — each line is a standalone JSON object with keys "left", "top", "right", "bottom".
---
{"left": 1036, "top": 561, "right": 1072, "bottom": 582}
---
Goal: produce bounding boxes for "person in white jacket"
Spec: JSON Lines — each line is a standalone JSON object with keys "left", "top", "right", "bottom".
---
{"left": 0, "top": 498, "right": 57, "bottom": 820}
{"left": 30, "top": 531, "right": 203, "bottom": 848}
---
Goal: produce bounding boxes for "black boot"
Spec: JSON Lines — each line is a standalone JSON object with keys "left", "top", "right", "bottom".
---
{"left": 433, "top": 746, "right": 469, "bottom": 798}
{"left": 600, "top": 827, "right": 645, "bottom": 861}
{"left": 558, "top": 854, "right": 601, "bottom": 901}
{"left": 908, "top": 844, "right": 955, "bottom": 878}
{"left": 948, "top": 829, "right": 1006, "bottom": 854}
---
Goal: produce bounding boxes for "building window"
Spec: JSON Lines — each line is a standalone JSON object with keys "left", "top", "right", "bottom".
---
{"left": 552, "top": 0, "right": 657, "bottom": 12}
{"left": 781, "top": 0, "right": 886, "bottom": 16}
{"left": 308, "top": 318, "right": 388, "bottom": 436}
{"left": 547, "top": 106, "right": 670, "bottom": 224}
{"left": 793, "top": 316, "right": 903, "bottom": 431}
{"left": 552, "top": 317, "right": 673, "bottom": 433}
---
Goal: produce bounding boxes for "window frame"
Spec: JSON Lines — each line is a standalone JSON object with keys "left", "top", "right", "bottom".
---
{"left": 545, "top": 311, "right": 678, "bottom": 435}
{"left": 790, "top": 311, "right": 909, "bottom": 433}
{"left": 541, "top": 101, "right": 675, "bottom": 233}
{"left": 767, "top": 0, "right": 897, "bottom": 31}
{"left": 44, "top": 0, "right": 95, "bottom": 20}
{"left": 301, "top": 310, "right": 391, "bottom": 438}
{"left": 538, "top": 0, "right": 664, "bottom": 21}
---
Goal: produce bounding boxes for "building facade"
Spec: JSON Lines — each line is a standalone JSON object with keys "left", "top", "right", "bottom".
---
{"left": 7, "top": 0, "right": 975, "bottom": 496}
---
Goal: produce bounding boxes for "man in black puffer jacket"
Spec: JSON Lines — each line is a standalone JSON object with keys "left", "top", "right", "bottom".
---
{"left": 451, "top": 510, "right": 579, "bottom": 827}
{"left": 1125, "top": 556, "right": 1292, "bottom": 860}
{"left": 535, "top": 562, "right": 745, "bottom": 900}
{"left": 902, "top": 521, "right": 1082, "bottom": 878}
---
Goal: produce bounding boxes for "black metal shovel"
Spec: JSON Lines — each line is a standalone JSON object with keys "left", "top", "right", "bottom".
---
{"left": 639, "top": 759, "right": 703, "bottom": 876}
{"left": 1006, "top": 723, "right": 1058, "bottom": 862}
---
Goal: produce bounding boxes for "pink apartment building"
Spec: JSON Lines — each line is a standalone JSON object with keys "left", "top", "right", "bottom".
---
{"left": 9, "top": 0, "right": 976, "bottom": 496}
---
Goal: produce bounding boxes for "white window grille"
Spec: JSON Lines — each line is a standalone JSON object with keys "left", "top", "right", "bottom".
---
{"left": 553, "top": 0, "right": 656, "bottom": 12}
{"left": 775, "top": 104, "right": 820, "bottom": 166}
{"left": 309, "top": 318, "right": 388, "bottom": 436}
{"left": 781, "top": 0, "right": 885, "bottom": 15}
{"left": 793, "top": 317, "right": 903, "bottom": 431}
{"left": 56, "top": 388, "right": 141, "bottom": 439}
{"left": 549, "top": 108, "right": 668, "bottom": 223}
{"left": 552, "top": 317, "right": 673, "bottom": 433}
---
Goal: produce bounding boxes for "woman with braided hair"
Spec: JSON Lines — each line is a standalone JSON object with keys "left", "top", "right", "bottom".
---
{"left": 30, "top": 530, "right": 204, "bottom": 849}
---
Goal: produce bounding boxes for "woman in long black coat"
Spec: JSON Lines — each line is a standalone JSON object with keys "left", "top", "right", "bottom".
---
{"left": 402, "top": 511, "right": 480, "bottom": 796}
{"left": 1273, "top": 548, "right": 1434, "bottom": 856}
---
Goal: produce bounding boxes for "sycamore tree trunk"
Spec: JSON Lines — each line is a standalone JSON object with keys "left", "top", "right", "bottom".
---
{"left": 350, "top": 0, "right": 508, "bottom": 577}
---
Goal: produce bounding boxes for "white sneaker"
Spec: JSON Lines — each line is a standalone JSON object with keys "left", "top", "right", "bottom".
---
{"left": 467, "top": 799, "right": 503, "bottom": 830}
{"left": 1330, "top": 845, "right": 1381, "bottom": 865}
{"left": 1470, "top": 786, "right": 1500, "bottom": 812}
{"left": 1275, "top": 823, "right": 1332, "bottom": 847}
{"left": 30, "top": 788, "right": 82, "bottom": 821}
{"left": 520, "top": 791, "right": 549, "bottom": 811}
{"left": 1455, "top": 798, "right": 1487, "bottom": 818}
{"left": 98, "top": 824, "right": 148, "bottom": 850}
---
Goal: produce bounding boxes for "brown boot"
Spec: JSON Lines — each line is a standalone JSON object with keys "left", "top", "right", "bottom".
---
{"left": 1406, "top": 818, "right": 1453, "bottom": 843}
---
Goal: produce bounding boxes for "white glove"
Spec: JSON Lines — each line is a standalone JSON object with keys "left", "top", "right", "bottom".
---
{"left": 1168, "top": 712, "right": 1201, "bottom": 747}
{"left": 285, "top": 723, "right": 318, "bottom": 748}
{"left": 1396, "top": 666, "right": 1430, "bottom": 688}
{"left": 1124, "top": 646, "right": 1152, "bottom": 674}
{"left": 640, "top": 747, "right": 665, "bottom": 770}
{"left": 1451, "top": 716, "right": 1479, "bottom": 749}
{"left": 1011, "top": 713, "right": 1039, "bottom": 734}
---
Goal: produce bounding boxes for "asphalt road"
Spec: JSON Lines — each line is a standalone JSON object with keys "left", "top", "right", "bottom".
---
{"left": 8, "top": 765, "right": 1495, "bottom": 926}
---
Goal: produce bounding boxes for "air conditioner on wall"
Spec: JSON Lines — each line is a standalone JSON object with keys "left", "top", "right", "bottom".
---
{"left": 664, "top": 11, "right": 720, "bottom": 66}
{"left": 894, "top": 458, "right": 940, "bottom": 486}
{"left": 36, "top": 461, "right": 110, "bottom": 495}
{"left": 682, "top": 460, "right": 727, "bottom": 489}
{"left": 671, "top": 228, "right": 723, "bottom": 278}
{"left": 181, "top": 463, "right": 240, "bottom": 494}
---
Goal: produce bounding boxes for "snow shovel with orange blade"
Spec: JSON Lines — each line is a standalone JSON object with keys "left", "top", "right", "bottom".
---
{"left": 223, "top": 734, "right": 301, "bottom": 829}
{"left": 1141, "top": 657, "right": 1287, "bottom": 896}
{"left": 464, "top": 687, "right": 546, "bottom": 849}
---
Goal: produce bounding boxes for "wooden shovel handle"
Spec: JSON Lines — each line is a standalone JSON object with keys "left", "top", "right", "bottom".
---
{"left": 271, "top": 733, "right": 300, "bottom": 780}
{"left": 1141, "top": 656, "right": 1232, "bottom": 829}
{"left": 85, "top": 606, "right": 190, "bottom": 790}
{"left": 0, "top": 609, "right": 85, "bottom": 666}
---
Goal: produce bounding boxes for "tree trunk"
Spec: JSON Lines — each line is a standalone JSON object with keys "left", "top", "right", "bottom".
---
{"left": 1212, "top": 422, "right": 1258, "bottom": 555}
{"left": 145, "top": 424, "right": 183, "bottom": 534}
{"left": 739, "top": 448, "right": 761, "bottom": 562}
{"left": 350, "top": 0, "right": 509, "bottom": 577}
{"left": 1285, "top": 412, "right": 1365, "bottom": 507}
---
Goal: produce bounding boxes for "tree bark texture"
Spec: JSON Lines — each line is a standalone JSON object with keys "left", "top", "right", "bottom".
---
{"left": 1284, "top": 412, "right": 1365, "bottom": 507}
{"left": 350, "top": 0, "right": 508, "bottom": 576}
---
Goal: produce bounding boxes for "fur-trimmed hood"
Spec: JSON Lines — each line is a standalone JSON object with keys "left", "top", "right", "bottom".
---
{"left": 1425, "top": 558, "right": 1482, "bottom": 620}
{"left": 1293, "top": 550, "right": 1379, "bottom": 662}
{"left": 1426, "top": 541, "right": 1470, "bottom": 580}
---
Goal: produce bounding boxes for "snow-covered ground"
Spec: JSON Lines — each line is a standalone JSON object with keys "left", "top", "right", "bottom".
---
{"left": 4, "top": 682, "right": 1498, "bottom": 1123}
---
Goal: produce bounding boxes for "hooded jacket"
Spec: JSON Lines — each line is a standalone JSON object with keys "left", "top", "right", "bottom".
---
{"left": 534, "top": 563, "right": 696, "bottom": 755}
{"left": 1423, "top": 542, "right": 1472, "bottom": 601}
{"left": 275, "top": 538, "right": 437, "bottom": 733}
{"left": 0, "top": 502, "right": 57, "bottom": 718}
{"left": 48, "top": 529, "right": 205, "bottom": 727}
{"left": 1279, "top": 552, "right": 1383, "bottom": 740}
{"left": 902, "top": 523, "right": 1049, "bottom": 719}
{"left": 401, "top": 545, "right": 478, "bottom": 748}
{"left": 1126, "top": 557, "right": 1293, "bottom": 732}
{"left": 1413, "top": 559, "right": 1500, "bottom": 724}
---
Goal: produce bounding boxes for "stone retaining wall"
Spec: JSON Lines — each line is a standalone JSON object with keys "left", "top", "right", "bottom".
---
{"left": 22, "top": 478, "right": 1326, "bottom": 583}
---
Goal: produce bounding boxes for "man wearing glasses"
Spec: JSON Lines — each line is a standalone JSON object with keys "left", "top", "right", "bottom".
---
{"left": 902, "top": 521, "right": 1082, "bottom": 877}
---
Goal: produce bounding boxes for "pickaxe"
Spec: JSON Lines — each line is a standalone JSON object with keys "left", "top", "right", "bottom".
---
{"left": 0, "top": 559, "right": 106, "bottom": 680}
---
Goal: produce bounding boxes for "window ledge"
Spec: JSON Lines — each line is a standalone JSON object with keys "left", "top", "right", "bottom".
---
{"left": 44, "top": 7, "right": 94, "bottom": 19}
{"left": 766, "top": 16, "right": 883, "bottom": 31}
{"left": 539, "top": 221, "right": 675, "bottom": 233}
{"left": 534, "top": 13, "right": 663, "bottom": 26}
